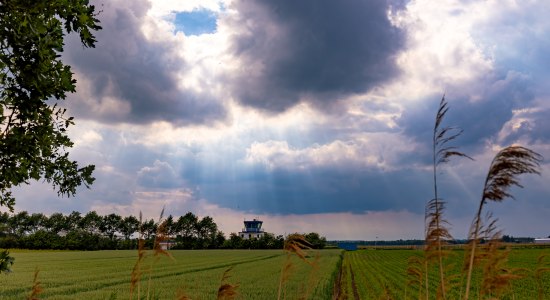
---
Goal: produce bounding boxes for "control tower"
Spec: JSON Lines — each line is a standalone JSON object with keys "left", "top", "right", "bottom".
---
{"left": 239, "top": 218, "right": 265, "bottom": 239}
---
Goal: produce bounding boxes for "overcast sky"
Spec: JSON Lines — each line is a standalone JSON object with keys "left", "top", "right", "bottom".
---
{"left": 7, "top": 0, "right": 550, "bottom": 240}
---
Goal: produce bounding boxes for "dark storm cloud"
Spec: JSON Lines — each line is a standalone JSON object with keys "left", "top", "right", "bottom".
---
{"left": 398, "top": 71, "right": 535, "bottom": 163}
{"left": 223, "top": 0, "right": 406, "bottom": 113}
{"left": 180, "top": 154, "right": 433, "bottom": 214}
{"left": 500, "top": 108, "right": 550, "bottom": 145}
{"left": 63, "top": 0, "right": 226, "bottom": 125}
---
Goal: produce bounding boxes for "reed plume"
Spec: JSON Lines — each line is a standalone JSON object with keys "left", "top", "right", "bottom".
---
{"left": 426, "top": 95, "right": 471, "bottom": 299}
{"left": 277, "top": 233, "right": 314, "bottom": 300}
{"left": 27, "top": 268, "right": 43, "bottom": 300}
{"left": 130, "top": 208, "right": 174, "bottom": 300}
{"left": 463, "top": 145, "right": 542, "bottom": 299}
{"left": 217, "top": 266, "right": 239, "bottom": 300}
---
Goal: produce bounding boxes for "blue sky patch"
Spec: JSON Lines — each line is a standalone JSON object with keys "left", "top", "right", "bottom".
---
{"left": 174, "top": 10, "right": 217, "bottom": 36}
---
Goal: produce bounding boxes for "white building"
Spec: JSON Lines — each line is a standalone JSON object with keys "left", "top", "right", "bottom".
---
{"left": 534, "top": 238, "right": 550, "bottom": 244}
{"left": 239, "top": 219, "right": 264, "bottom": 240}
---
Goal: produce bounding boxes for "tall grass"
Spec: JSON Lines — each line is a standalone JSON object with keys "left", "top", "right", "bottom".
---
{"left": 27, "top": 268, "right": 42, "bottom": 300}
{"left": 406, "top": 96, "right": 544, "bottom": 300}
{"left": 426, "top": 95, "right": 472, "bottom": 299}
{"left": 130, "top": 209, "right": 176, "bottom": 300}
{"left": 217, "top": 267, "right": 239, "bottom": 300}
{"left": 463, "top": 145, "right": 542, "bottom": 299}
{"left": 277, "top": 233, "right": 319, "bottom": 300}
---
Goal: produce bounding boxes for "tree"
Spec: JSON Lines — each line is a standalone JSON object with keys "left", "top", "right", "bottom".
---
{"left": 176, "top": 212, "right": 198, "bottom": 248}
{"left": 0, "top": 0, "right": 101, "bottom": 212}
{"left": 65, "top": 211, "right": 82, "bottom": 231}
{"left": 196, "top": 216, "right": 218, "bottom": 249}
{"left": 120, "top": 215, "right": 139, "bottom": 240}
{"left": 43, "top": 212, "right": 66, "bottom": 234}
{"left": 80, "top": 211, "right": 101, "bottom": 234}
{"left": 100, "top": 213, "right": 122, "bottom": 241}
{"left": 164, "top": 214, "right": 176, "bottom": 238}
{"left": 177, "top": 212, "right": 198, "bottom": 238}
{"left": 140, "top": 218, "right": 156, "bottom": 241}
{"left": 304, "top": 232, "right": 327, "bottom": 249}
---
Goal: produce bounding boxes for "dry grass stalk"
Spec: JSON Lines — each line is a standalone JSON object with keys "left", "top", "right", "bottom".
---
{"left": 217, "top": 266, "right": 239, "bottom": 300}
{"left": 406, "top": 255, "right": 426, "bottom": 300}
{"left": 27, "top": 268, "right": 43, "bottom": 300}
{"left": 464, "top": 214, "right": 525, "bottom": 298}
{"left": 277, "top": 234, "right": 314, "bottom": 300}
{"left": 146, "top": 207, "right": 174, "bottom": 300}
{"left": 378, "top": 283, "right": 395, "bottom": 300}
{"left": 299, "top": 251, "right": 321, "bottom": 300}
{"left": 130, "top": 212, "right": 145, "bottom": 300}
{"left": 130, "top": 208, "right": 175, "bottom": 300}
{"left": 427, "top": 95, "right": 472, "bottom": 300}
{"left": 175, "top": 289, "right": 192, "bottom": 300}
{"left": 463, "top": 145, "right": 542, "bottom": 300}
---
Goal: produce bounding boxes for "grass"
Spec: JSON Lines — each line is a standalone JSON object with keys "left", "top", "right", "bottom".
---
{"left": 0, "top": 249, "right": 342, "bottom": 299}
{"left": 339, "top": 248, "right": 550, "bottom": 300}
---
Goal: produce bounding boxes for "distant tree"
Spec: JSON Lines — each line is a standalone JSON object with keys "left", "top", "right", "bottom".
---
{"left": 120, "top": 215, "right": 139, "bottom": 240}
{"left": 43, "top": 212, "right": 66, "bottom": 234}
{"left": 80, "top": 211, "right": 101, "bottom": 234}
{"left": 65, "top": 211, "right": 82, "bottom": 231}
{"left": 223, "top": 233, "right": 243, "bottom": 249}
{"left": 0, "top": 0, "right": 101, "bottom": 212}
{"left": 177, "top": 212, "right": 198, "bottom": 239}
{"left": 100, "top": 213, "right": 122, "bottom": 241}
{"left": 27, "top": 213, "right": 46, "bottom": 234}
{"left": 502, "top": 235, "right": 512, "bottom": 243}
{"left": 304, "top": 232, "right": 327, "bottom": 249}
{"left": 140, "top": 219, "right": 156, "bottom": 240}
{"left": 12, "top": 211, "right": 30, "bottom": 236}
{"left": 196, "top": 216, "right": 218, "bottom": 249}
{"left": 214, "top": 230, "right": 226, "bottom": 248}
{"left": 0, "top": 212, "right": 8, "bottom": 236}
{"left": 176, "top": 212, "right": 198, "bottom": 249}
{"left": 164, "top": 215, "right": 176, "bottom": 238}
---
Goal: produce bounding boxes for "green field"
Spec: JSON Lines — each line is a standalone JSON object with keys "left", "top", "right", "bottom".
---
{"left": 338, "top": 248, "right": 550, "bottom": 300}
{"left": 0, "top": 249, "right": 341, "bottom": 299}
{"left": 2, "top": 248, "right": 550, "bottom": 299}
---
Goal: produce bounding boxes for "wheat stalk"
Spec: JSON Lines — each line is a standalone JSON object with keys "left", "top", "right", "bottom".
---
{"left": 426, "top": 95, "right": 472, "bottom": 299}
{"left": 27, "top": 268, "right": 43, "bottom": 300}
{"left": 217, "top": 266, "right": 239, "bottom": 300}
{"left": 277, "top": 234, "right": 314, "bottom": 300}
{"left": 463, "top": 145, "right": 542, "bottom": 299}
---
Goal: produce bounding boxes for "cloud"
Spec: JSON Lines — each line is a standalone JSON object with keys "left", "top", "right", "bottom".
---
{"left": 137, "top": 160, "right": 181, "bottom": 189}
{"left": 9, "top": 0, "right": 550, "bottom": 242}
{"left": 89, "top": 191, "right": 427, "bottom": 240}
{"left": 62, "top": 0, "right": 226, "bottom": 126}
{"left": 498, "top": 107, "right": 550, "bottom": 145}
{"left": 397, "top": 70, "right": 535, "bottom": 162}
{"left": 221, "top": 0, "right": 406, "bottom": 113}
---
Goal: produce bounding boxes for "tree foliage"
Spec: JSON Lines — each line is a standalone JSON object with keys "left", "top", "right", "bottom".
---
{"left": 0, "top": 0, "right": 101, "bottom": 211}
{"left": 0, "top": 210, "right": 328, "bottom": 251}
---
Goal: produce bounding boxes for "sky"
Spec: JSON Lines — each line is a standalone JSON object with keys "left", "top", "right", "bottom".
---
{"left": 7, "top": 0, "right": 550, "bottom": 240}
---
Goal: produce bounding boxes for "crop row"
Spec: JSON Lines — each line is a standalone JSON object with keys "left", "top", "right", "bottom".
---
{"left": 340, "top": 248, "right": 550, "bottom": 300}
{"left": 0, "top": 249, "right": 342, "bottom": 299}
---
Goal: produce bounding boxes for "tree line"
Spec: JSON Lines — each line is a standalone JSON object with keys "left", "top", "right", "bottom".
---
{"left": 0, "top": 211, "right": 326, "bottom": 250}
